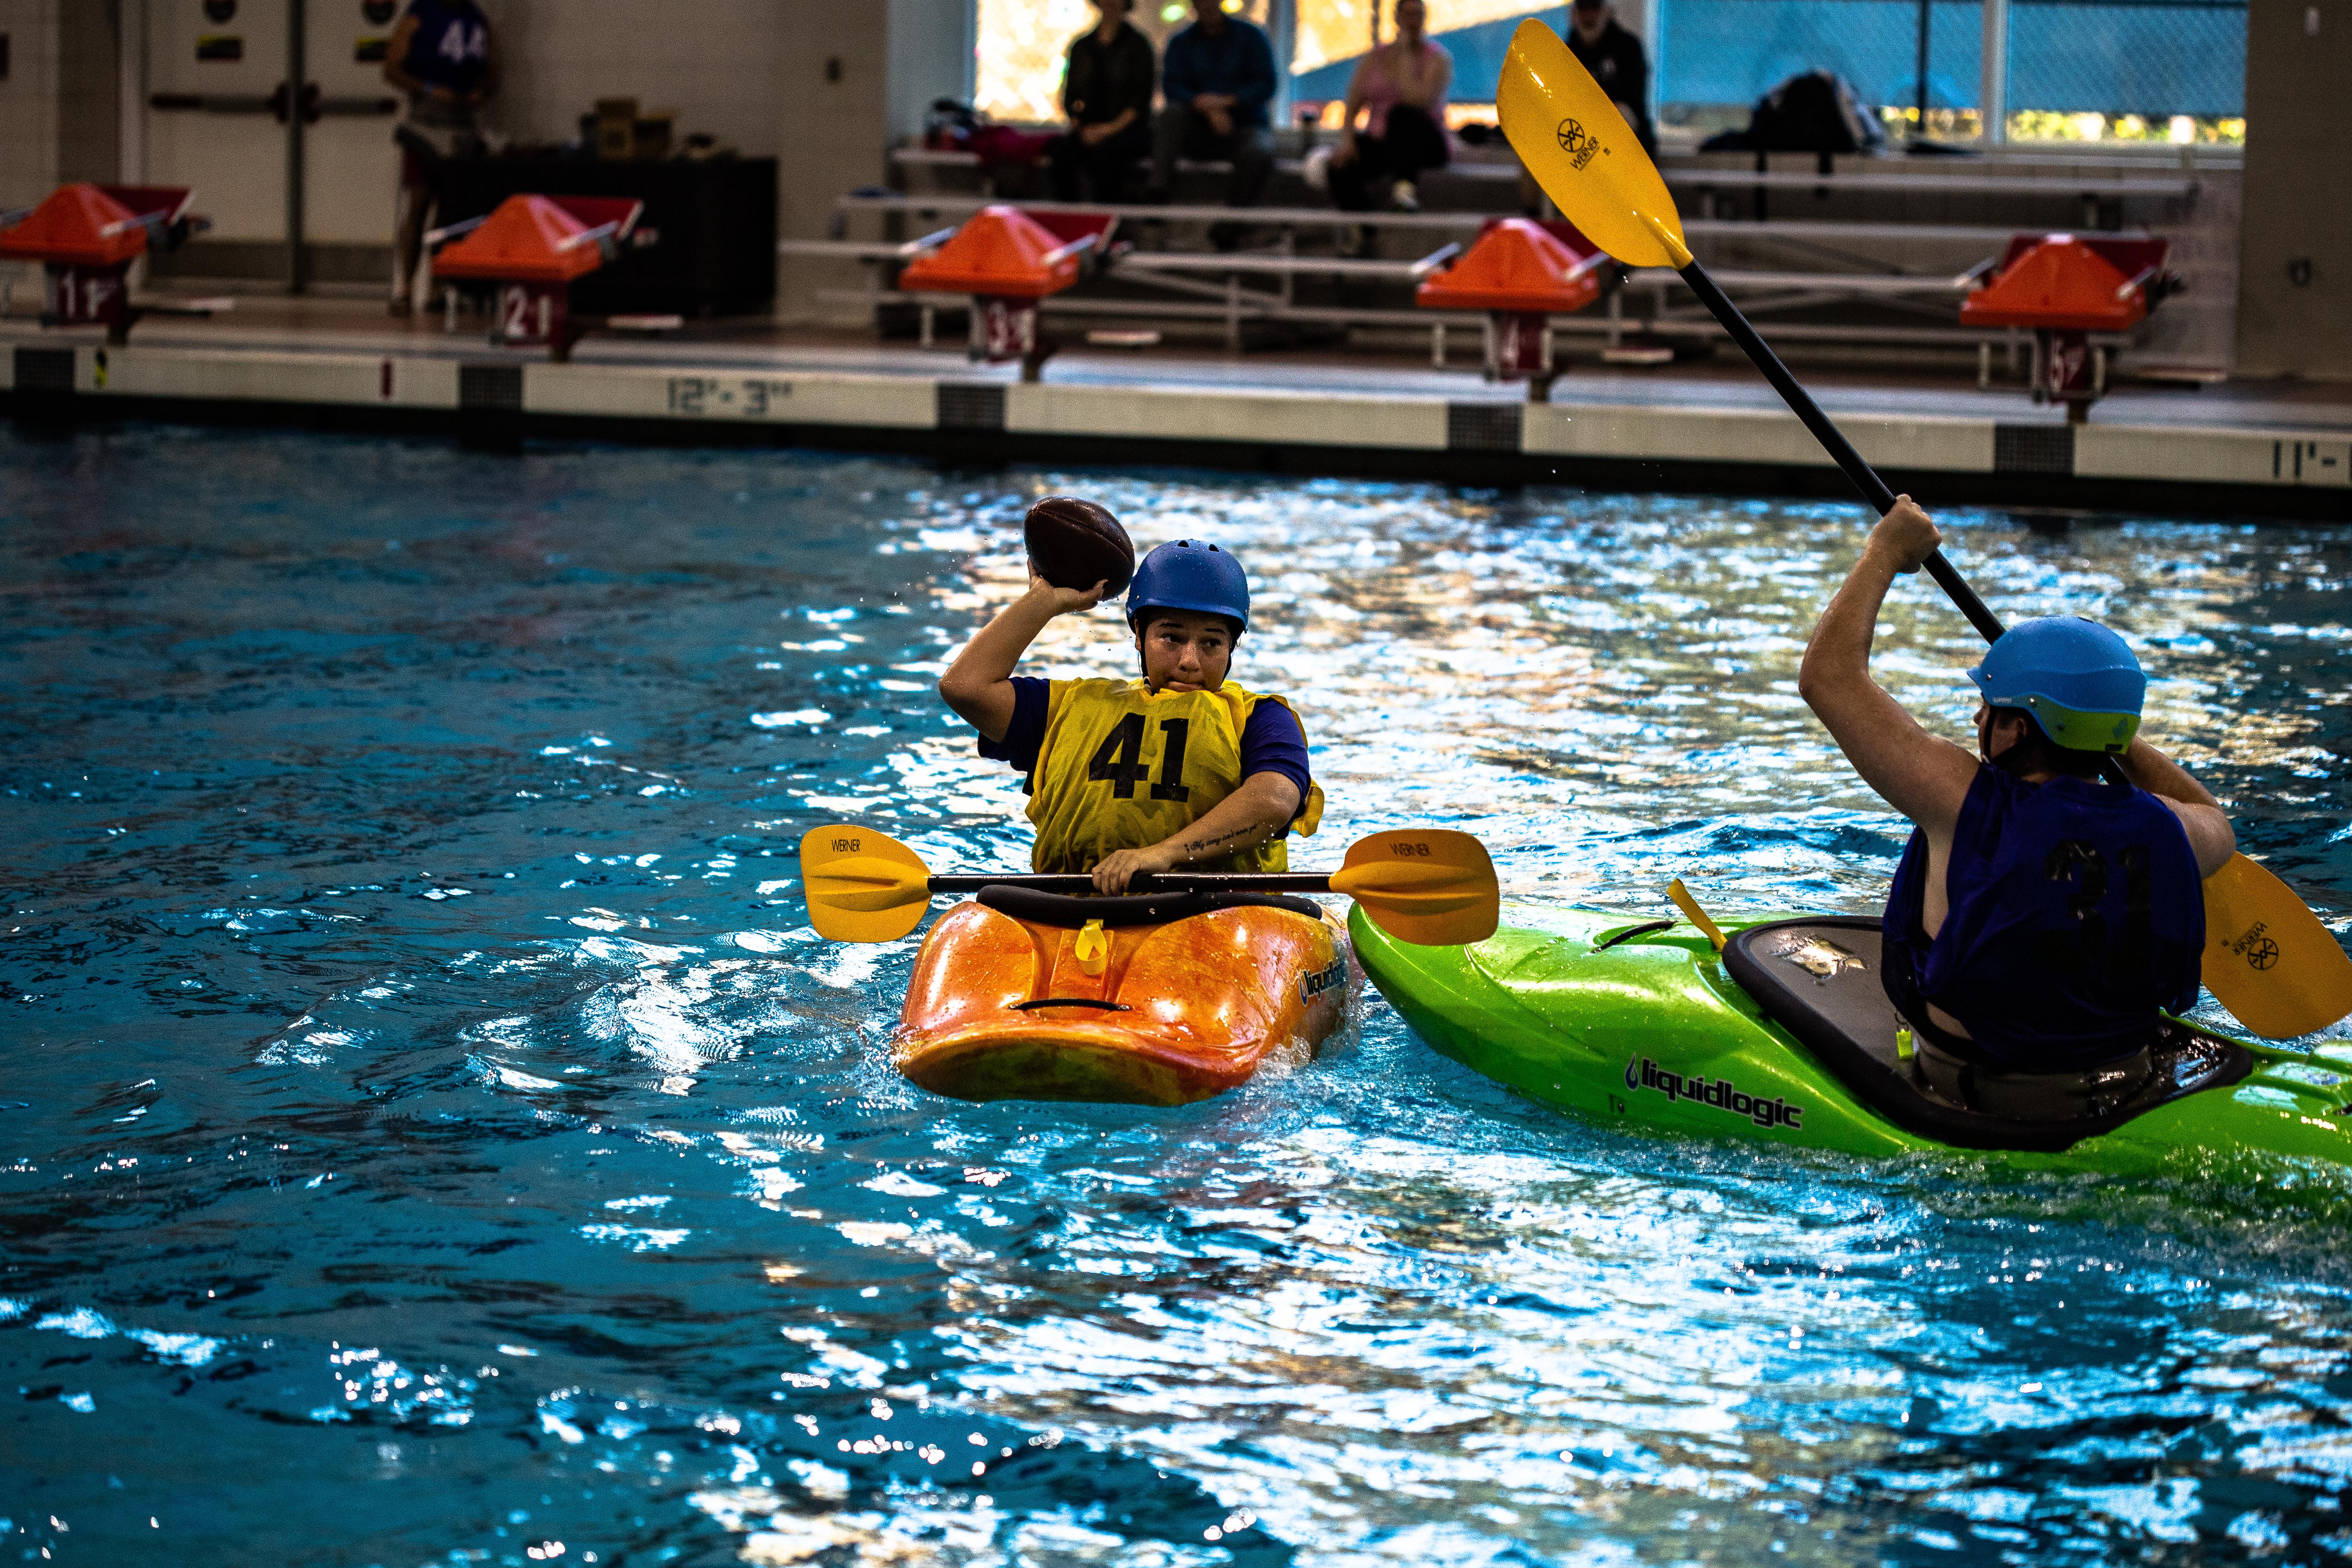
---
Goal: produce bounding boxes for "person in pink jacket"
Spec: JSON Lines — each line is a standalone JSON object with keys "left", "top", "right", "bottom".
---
{"left": 1326, "top": 0, "right": 1452, "bottom": 213}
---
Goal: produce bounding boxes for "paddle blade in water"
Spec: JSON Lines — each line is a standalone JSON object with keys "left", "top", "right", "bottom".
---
{"left": 1329, "top": 829, "right": 1498, "bottom": 946}
{"left": 1497, "top": 18, "right": 1686, "bottom": 269}
{"left": 2201, "top": 853, "right": 2352, "bottom": 1038}
{"left": 799, "top": 824, "right": 933, "bottom": 943}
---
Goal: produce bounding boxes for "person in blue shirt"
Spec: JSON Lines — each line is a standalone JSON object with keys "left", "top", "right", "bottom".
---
{"left": 1153, "top": 0, "right": 1279, "bottom": 219}
{"left": 383, "top": 0, "right": 496, "bottom": 315}
{"left": 1799, "top": 497, "right": 2236, "bottom": 1082}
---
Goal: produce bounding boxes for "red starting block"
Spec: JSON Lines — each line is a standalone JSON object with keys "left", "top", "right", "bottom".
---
{"left": 1416, "top": 217, "right": 1610, "bottom": 401}
{"left": 0, "top": 184, "right": 199, "bottom": 343}
{"left": 428, "top": 194, "right": 645, "bottom": 361}
{"left": 895, "top": 205, "right": 1116, "bottom": 381}
{"left": 1960, "top": 233, "right": 2173, "bottom": 421}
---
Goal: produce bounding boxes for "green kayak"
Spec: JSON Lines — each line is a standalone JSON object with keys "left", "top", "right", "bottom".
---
{"left": 1349, "top": 904, "right": 2352, "bottom": 1177}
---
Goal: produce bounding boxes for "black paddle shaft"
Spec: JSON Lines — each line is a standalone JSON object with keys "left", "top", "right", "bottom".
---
{"left": 1675, "top": 259, "right": 2007, "bottom": 644}
{"left": 1675, "top": 257, "right": 2135, "bottom": 790}
{"left": 928, "top": 873, "right": 1332, "bottom": 894}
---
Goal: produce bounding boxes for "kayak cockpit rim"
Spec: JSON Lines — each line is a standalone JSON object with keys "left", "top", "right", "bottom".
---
{"left": 1721, "top": 916, "right": 2254, "bottom": 1152}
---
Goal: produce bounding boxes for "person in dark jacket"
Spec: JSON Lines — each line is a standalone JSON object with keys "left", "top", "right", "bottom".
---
{"left": 1048, "top": 0, "right": 1158, "bottom": 203}
{"left": 1567, "top": 0, "right": 1654, "bottom": 156}
{"left": 1152, "top": 0, "right": 1278, "bottom": 212}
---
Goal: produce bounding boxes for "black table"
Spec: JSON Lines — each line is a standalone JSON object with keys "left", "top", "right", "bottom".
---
{"left": 436, "top": 155, "right": 778, "bottom": 317}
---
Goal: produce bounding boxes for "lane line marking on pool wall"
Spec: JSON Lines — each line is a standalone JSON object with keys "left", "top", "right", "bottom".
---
{"left": 3, "top": 331, "right": 2346, "bottom": 512}
{"left": 527, "top": 364, "right": 934, "bottom": 430}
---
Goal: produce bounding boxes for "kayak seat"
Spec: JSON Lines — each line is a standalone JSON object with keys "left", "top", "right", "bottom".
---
{"left": 1723, "top": 917, "right": 2253, "bottom": 1153}
{"left": 977, "top": 884, "right": 1326, "bottom": 929}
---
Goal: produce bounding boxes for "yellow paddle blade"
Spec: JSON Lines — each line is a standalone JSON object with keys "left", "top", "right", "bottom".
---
{"left": 2201, "top": 853, "right": 2352, "bottom": 1038}
{"left": 1330, "top": 829, "right": 1498, "bottom": 946}
{"left": 1497, "top": 18, "right": 1688, "bottom": 270}
{"left": 799, "top": 824, "right": 933, "bottom": 943}
{"left": 1666, "top": 877, "right": 1728, "bottom": 954}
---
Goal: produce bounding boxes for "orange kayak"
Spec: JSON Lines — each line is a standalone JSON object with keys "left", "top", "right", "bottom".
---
{"left": 893, "top": 890, "right": 1355, "bottom": 1106}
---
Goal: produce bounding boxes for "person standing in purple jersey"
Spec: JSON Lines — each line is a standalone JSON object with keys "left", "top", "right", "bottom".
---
{"left": 383, "top": 0, "right": 498, "bottom": 316}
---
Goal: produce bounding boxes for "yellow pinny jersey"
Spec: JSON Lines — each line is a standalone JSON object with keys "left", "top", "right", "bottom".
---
{"left": 1024, "top": 678, "right": 1324, "bottom": 875}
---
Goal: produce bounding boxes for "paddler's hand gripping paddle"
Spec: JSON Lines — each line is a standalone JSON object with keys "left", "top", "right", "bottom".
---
{"left": 796, "top": 824, "right": 1499, "bottom": 948}
{"left": 1500, "top": 18, "right": 2352, "bottom": 1039}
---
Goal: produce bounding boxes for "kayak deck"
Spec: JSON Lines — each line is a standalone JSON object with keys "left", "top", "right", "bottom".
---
{"left": 1350, "top": 903, "right": 2352, "bottom": 1176}
{"left": 1722, "top": 916, "right": 2251, "bottom": 1150}
{"left": 895, "top": 900, "right": 1354, "bottom": 1106}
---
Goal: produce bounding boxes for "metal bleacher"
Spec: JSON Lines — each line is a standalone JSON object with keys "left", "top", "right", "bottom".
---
{"left": 891, "top": 144, "right": 2199, "bottom": 211}
{"left": 790, "top": 139, "right": 2208, "bottom": 372}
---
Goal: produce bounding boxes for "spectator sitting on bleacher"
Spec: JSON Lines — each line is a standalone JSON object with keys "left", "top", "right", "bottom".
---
{"left": 1152, "top": 0, "right": 1278, "bottom": 227}
{"left": 1567, "top": 0, "right": 1655, "bottom": 156}
{"left": 1048, "top": 0, "right": 1157, "bottom": 204}
{"left": 1326, "top": 0, "right": 1452, "bottom": 214}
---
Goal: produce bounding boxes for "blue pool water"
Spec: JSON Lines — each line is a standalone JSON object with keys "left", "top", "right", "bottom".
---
{"left": 4, "top": 425, "right": 2352, "bottom": 1566}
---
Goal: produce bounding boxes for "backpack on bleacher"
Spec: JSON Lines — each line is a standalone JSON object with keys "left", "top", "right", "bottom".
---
{"left": 925, "top": 97, "right": 1052, "bottom": 172}
{"left": 925, "top": 99, "right": 979, "bottom": 152}
{"left": 1702, "top": 71, "right": 1885, "bottom": 156}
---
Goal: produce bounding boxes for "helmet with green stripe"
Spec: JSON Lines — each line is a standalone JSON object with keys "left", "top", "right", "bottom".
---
{"left": 1966, "top": 616, "right": 2144, "bottom": 754}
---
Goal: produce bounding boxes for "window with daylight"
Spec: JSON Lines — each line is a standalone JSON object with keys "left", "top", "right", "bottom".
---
{"left": 1292, "top": 1, "right": 1568, "bottom": 123}
{"left": 1656, "top": 0, "right": 2244, "bottom": 143}
{"left": 975, "top": 0, "right": 1275, "bottom": 125}
{"left": 973, "top": 0, "right": 1562, "bottom": 127}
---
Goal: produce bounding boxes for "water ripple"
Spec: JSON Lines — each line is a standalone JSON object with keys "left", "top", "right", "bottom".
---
{"left": 3, "top": 427, "right": 2349, "bottom": 1564}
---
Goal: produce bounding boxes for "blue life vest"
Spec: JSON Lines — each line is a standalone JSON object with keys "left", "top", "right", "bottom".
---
{"left": 399, "top": 0, "right": 490, "bottom": 96}
{"left": 1882, "top": 766, "right": 2204, "bottom": 1069}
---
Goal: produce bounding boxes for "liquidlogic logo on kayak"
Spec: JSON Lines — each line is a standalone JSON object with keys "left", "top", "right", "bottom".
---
{"left": 1299, "top": 955, "right": 1348, "bottom": 1005}
{"left": 1623, "top": 1056, "right": 1804, "bottom": 1130}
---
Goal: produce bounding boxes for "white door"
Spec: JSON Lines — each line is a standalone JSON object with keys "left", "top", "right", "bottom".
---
{"left": 144, "top": 0, "right": 292, "bottom": 249}
{"left": 304, "top": 0, "right": 404, "bottom": 247}
{"left": 140, "top": 0, "right": 405, "bottom": 276}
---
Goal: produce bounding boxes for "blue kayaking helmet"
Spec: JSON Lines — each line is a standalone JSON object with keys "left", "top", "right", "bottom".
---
{"left": 1125, "top": 538, "right": 1250, "bottom": 634}
{"left": 1967, "top": 616, "right": 2145, "bottom": 753}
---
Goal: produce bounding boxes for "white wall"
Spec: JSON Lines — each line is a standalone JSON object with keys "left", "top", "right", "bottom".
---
{"left": 774, "top": 1, "right": 893, "bottom": 322}
{"left": 2238, "top": 0, "right": 2352, "bottom": 377}
{"left": 0, "top": 0, "right": 61, "bottom": 211}
{"left": 481, "top": 0, "right": 898, "bottom": 322}
{"left": 487, "top": 0, "right": 793, "bottom": 159}
{"left": 886, "top": 0, "right": 972, "bottom": 146}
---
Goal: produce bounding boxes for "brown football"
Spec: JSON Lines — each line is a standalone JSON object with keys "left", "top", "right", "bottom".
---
{"left": 1023, "top": 496, "right": 1135, "bottom": 597}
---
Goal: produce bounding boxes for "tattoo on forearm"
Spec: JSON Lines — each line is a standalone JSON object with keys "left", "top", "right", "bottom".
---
{"left": 1179, "top": 823, "right": 1256, "bottom": 861}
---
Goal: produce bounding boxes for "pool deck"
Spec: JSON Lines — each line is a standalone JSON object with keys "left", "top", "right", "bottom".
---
{"left": 4, "top": 294, "right": 2348, "bottom": 518}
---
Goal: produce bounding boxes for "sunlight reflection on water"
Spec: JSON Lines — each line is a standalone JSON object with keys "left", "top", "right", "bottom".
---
{"left": 2, "top": 429, "right": 2350, "bottom": 1565}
